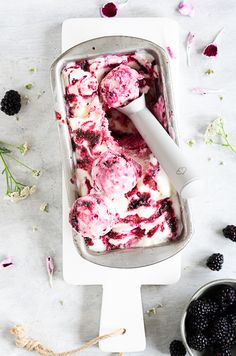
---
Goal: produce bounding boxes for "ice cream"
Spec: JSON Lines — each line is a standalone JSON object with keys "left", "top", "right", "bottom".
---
{"left": 62, "top": 51, "right": 182, "bottom": 252}
{"left": 69, "top": 194, "right": 116, "bottom": 239}
{"left": 91, "top": 151, "right": 141, "bottom": 196}
{"left": 100, "top": 64, "right": 143, "bottom": 108}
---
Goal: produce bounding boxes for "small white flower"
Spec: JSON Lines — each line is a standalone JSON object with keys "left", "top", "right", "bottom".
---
{"left": 17, "top": 142, "right": 29, "bottom": 155}
{"left": 32, "top": 169, "right": 42, "bottom": 178}
{"left": 204, "top": 117, "right": 224, "bottom": 144}
{"left": 186, "top": 139, "right": 196, "bottom": 147}
{"left": 40, "top": 202, "right": 49, "bottom": 212}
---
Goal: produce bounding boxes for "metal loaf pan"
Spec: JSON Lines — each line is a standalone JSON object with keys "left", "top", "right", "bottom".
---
{"left": 50, "top": 36, "right": 193, "bottom": 268}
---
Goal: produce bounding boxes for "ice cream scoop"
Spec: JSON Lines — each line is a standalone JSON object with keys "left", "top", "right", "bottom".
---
{"left": 100, "top": 64, "right": 200, "bottom": 198}
{"left": 91, "top": 151, "right": 141, "bottom": 196}
{"left": 100, "top": 64, "right": 143, "bottom": 108}
{"left": 118, "top": 94, "right": 201, "bottom": 199}
{"left": 69, "top": 194, "right": 116, "bottom": 239}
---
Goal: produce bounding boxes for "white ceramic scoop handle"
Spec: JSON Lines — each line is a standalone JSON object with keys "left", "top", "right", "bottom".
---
{"left": 99, "top": 283, "right": 146, "bottom": 352}
{"left": 119, "top": 95, "right": 201, "bottom": 199}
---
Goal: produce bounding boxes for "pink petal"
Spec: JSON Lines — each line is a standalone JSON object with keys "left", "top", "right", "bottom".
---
{"left": 178, "top": 1, "right": 194, "bottom": 17}
{"left": 186, "top": 32, "right": 195, "bottom": 66}
{"left": 202, "top": 28, "right": 224, "bottom": 57}
{"left": 202, "top": 43, "right": 218, "bottom": 57}
{"left": 0, "top": 257, "right": 14, "bottom": 270}
{"left": 166, "top": 46, "right": 176, "bottom": 59}
{"left": 100, "top": 2, "right": 118, "bottom": 17}
{"left": 46, "top": 256, "right": 54, "bottom": 287}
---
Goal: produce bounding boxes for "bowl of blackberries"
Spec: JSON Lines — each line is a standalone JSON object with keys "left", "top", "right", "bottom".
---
{"left": 181, "top": 279, "right": 236, "bottom": 356}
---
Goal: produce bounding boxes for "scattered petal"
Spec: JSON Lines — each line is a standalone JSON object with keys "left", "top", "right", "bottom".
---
{"left": 22, "top": 95, "right": 30, "bottom": 105}
{"left": 203, "top": 44, "right": 218, "bottom": 57}
{"left": 192, "top": 87, "right": 223, "bottom": 95}
{"left": 29, "top": 67, "right": 38, "bottom": 73}
{"left": 25, "top": 83, "right": 33, "bottom": 90}
{"left": 202, "top": 28, "right": 224, "bottom": 57}
{"left": 186, "top": 139, "right": 196, "bottom": 147}
{"left": 146, "top": 304, "right": 163, "bottom": 317}
{"left": 186, "top": 32, "right": 195, "bottom": 67}
{"left": 32, "top": 169, "right": 42, "bottom": 178}
{"left": 17, "top": 143, "right": 29, "bottom": 155}
{"left": 0, "top": 257, "right": 14, "bottom": 270}
{"left": 46, "top": 256, "right": 54, "bottom": 288}
{"left": 40, "top": 202, "right": 49, "bottom": 213}
{"left": 205, "top": 69, "right": 214, "bottom": 75}
{"left": 178, "top": 1, "right": 194, "bottom": 17}
{"left": 100, "top": 2, "right": 118, "bottom": 17}
{"left": 166, "top": 46, "right": 176, "bottom": 59}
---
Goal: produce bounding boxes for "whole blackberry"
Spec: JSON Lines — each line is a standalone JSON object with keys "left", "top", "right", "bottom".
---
{"left": 0, "top": 90, "right": 21, "bottom": 115}
{"left": 206, "top": 253, "right": 224, "bottom": 271}
{"left": 214, "top": 346, "right": 232, "bottom": 356}
{"left": 169, "top": 340, "right": 186, "bottom": 356}
{"left": 203, "top": 298, "right": 219, "bottom": 314}
{"left": 223, "top": 225, "right": 236, "bottom": 242}
{"left": 211, "top": 316, "right": 235, "bottom": 346}
{"left": 187, "top": 299, "right": 211, "bottom": 317}
{"left": 186, "top": 315, "right": 209, "bottom": 332}
{"left": 216, "top": 285, "right": 236, "bottom": 308}
{"left": 187, "top": 333, "right": 208, "bottom": 351}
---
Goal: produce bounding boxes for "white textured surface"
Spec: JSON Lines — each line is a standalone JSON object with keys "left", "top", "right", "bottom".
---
{"left": 0, "top": 1, "right": 236, "bottom": 355}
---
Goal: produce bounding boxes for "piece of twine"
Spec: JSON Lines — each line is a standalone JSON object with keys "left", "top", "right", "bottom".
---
{"left": 11, "top": 325, "right": 124, "bottom": 356}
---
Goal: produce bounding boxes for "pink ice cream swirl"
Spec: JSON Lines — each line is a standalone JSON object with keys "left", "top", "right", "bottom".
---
{"left": 100, "top": 64, "right": 144, "bottom": 108}
{"left": 69, "top": 194, "right": 117, "bottom": 239}
{"left": 91, "top": 151, "right": 141, "bottom": 196}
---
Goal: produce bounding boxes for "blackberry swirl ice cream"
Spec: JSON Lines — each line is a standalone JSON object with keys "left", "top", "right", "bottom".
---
{"left": 63, "top": 52, "right": 182, "bottom": 251}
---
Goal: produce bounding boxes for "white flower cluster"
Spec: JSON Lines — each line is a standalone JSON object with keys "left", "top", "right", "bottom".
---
{"left": 6, "top": 185, "right": 36, "bottom": 203}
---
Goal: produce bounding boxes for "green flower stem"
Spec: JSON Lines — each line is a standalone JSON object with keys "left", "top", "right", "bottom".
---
{"left": 220, "top": 124, "right": 236, "bottom": 154}
{"left": 4, "top": 154, "right": 35, "bottom": 172}
{"left": 0, "top": 153, "right": 25, "bottom": 195}
{"left": 0, "top": 140, "right": 15, "bottom": 148}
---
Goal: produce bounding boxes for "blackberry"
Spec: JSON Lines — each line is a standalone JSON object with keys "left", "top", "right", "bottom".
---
{"left": 0, "top": 90, "right": 21, "bottom": 115}
{"left": 227, "top": 314, "right": 236, "bottom": 327}
{"left": 169, "top": 340, "right": 186, "bottom": 356}
{"left": 211, "top": 316, "right": 235, "bottom": 346}
{"left": 186, "top": 315, "right": 209, "bottom": 332}
{"left": 223, "top": 225, "right": 236, "bottom": 242}
{"left": 187, "top": 333, "right": 208, "bottom": 351}
{"left": 214, "top": 346, "right": 232, "bottom": 356}
{"left": 216, "top": 285, "right": 236, "bottom": 308}
{"left": 187, "top": 299, "right": 211, "bottom": 317}
{"left": 203, "top": 298, "right": 219, "bottom": 314}
{"left": 206, "top": 253, "right": 224, "bottom": 271}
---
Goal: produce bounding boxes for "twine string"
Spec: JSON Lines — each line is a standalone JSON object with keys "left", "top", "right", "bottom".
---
{"left": 11, "top": 325, "right": 124, "bottom": 356}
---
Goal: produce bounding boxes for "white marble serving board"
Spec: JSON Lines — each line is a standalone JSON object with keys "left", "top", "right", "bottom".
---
{"left": 62, "top": 17, "right": 183, "bottom": 353}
